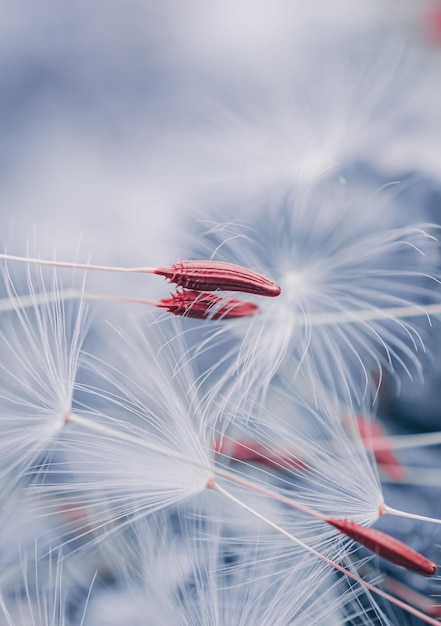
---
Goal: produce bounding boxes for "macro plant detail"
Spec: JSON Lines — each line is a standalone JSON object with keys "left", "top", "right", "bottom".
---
{"left": 188, "top": 185, "right": 441, "bottom": 416}
{"left": 1, "top": 237, "right": 441, "bottom": 624}
{"left": 2, "top": 4, "right": 441, "bottom": 625}
{"left": 0, "top": 254, "right": 279, "bottom": 320}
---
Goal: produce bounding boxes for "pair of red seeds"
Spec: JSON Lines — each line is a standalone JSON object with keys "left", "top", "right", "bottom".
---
{"left": 0, "top": 253, "right": 278, "bottom": 319}
{"left": 153, "top": 260, "right": 281, "bottom": 319}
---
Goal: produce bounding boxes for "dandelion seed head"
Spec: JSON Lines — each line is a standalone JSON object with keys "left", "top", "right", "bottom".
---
{"left": 0, "top": 261, "right": 89, "bottom": 492}
{"left": 282, "top": 269, "right": 310, "bottom": 299}
{"left": 28, "top": 314, "right": 217, "bottom": 540}
{"left": 190, "top": 178, "right": 441, "bottom": 410}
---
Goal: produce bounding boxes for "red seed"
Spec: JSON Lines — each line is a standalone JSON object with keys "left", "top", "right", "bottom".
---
{"left": 326, "top": 517, "right": 437, "bottom": 577}
{"left": 214, "top": 438, "right": 307, "bottom": 471}
{"left": 158, "top": 290, "right": 259, "bottom": 320}
{"left": 425, "top": 3, "right": 441, "bottom": 45}
{"left": 155, "top": 260, "right": 281, "bottom": 297}
{"left": 356, "top": 416, "right": 405, "bottom": 482}
{"left": 384, "top": 576, "right": 441, "bottom": 618}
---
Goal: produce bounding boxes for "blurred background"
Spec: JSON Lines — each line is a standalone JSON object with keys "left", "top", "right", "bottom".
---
{"left": 1, "top": 0, "right": 441, "bottom": 264}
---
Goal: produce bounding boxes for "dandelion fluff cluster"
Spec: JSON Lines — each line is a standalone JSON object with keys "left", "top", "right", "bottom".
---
{"left": 2, "top": 6, "right": 441, "bottom": 626}
{"left": 189, "top": 178, "right": 441, "bottom": 415}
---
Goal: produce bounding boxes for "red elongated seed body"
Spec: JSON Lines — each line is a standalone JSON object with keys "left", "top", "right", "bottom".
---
{"left": 326, "top": 517, "right": 437, "bottom": 577}
{"left": 383, "top": 576, "right": 441, "bottom": 618}
{"left": 158, "top": 290, "right": 259, "bottom": 320}
{"left": 356, "top": 416, "right": 405, "bottom": 481}
{"left": 214, "top": 438, "right": 307, "bottom": 471}
{"left": 155, "top": 260, "right": 281, "bottom": 297}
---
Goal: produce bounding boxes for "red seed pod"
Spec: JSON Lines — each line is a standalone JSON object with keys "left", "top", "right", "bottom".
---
{"left": 214, "top": 438, "right": 307, "bottom": 472}
{"left": 326, "top": 517, "right": 437, "bottom": 577}
{"left": 356, "top": 415, "right": 405, "bottom": 481}
{"left": 158, "top": 290, "right": 259, "bottom": 320}
{"left": 155, "top": 260, "right": 281, "bottom": 297}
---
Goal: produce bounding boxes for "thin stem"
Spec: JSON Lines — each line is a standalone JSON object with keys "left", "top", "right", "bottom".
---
{"left": 100, "top": 295, "right": 161, "bottom": 306}
{"left": 209, "top": 482, "right": 441, "bottom": 626}
{"left": 351, "top": 559, "right": 441, "bottom": 619}
{"left": 381, "top": 503, "right": 441, "bottom": 526}
{"left": 0, "top": 253, "right": 156, "bottom": 274}
{"left": 2, "top": 283, "right": 441, "bottom": 325}
{"left": 0, "top": 288, "right": 83, "bottom": 312}
{"left": 0, "top": 290, "right": 160, "bottom": 312}
{"left": 65, "top": 412, "right": 209, "bottom": 471}
{"left": 381, "top": 467, "right": 441, "bottom": 487}
{"left": 374, "top": 431, "right": 441, "bottom": 450}
{"left": 294, "top": 302, "right": 441, "bottom": 326}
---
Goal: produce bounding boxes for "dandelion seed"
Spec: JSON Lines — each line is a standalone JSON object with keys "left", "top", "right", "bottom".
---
{"left": 0, "top": 253, "right": 280, "bottom": 297}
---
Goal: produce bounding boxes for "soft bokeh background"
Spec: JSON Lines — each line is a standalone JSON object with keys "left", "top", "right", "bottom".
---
{"left": 1, "top": 0, "right": 441, "bottom": 268}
